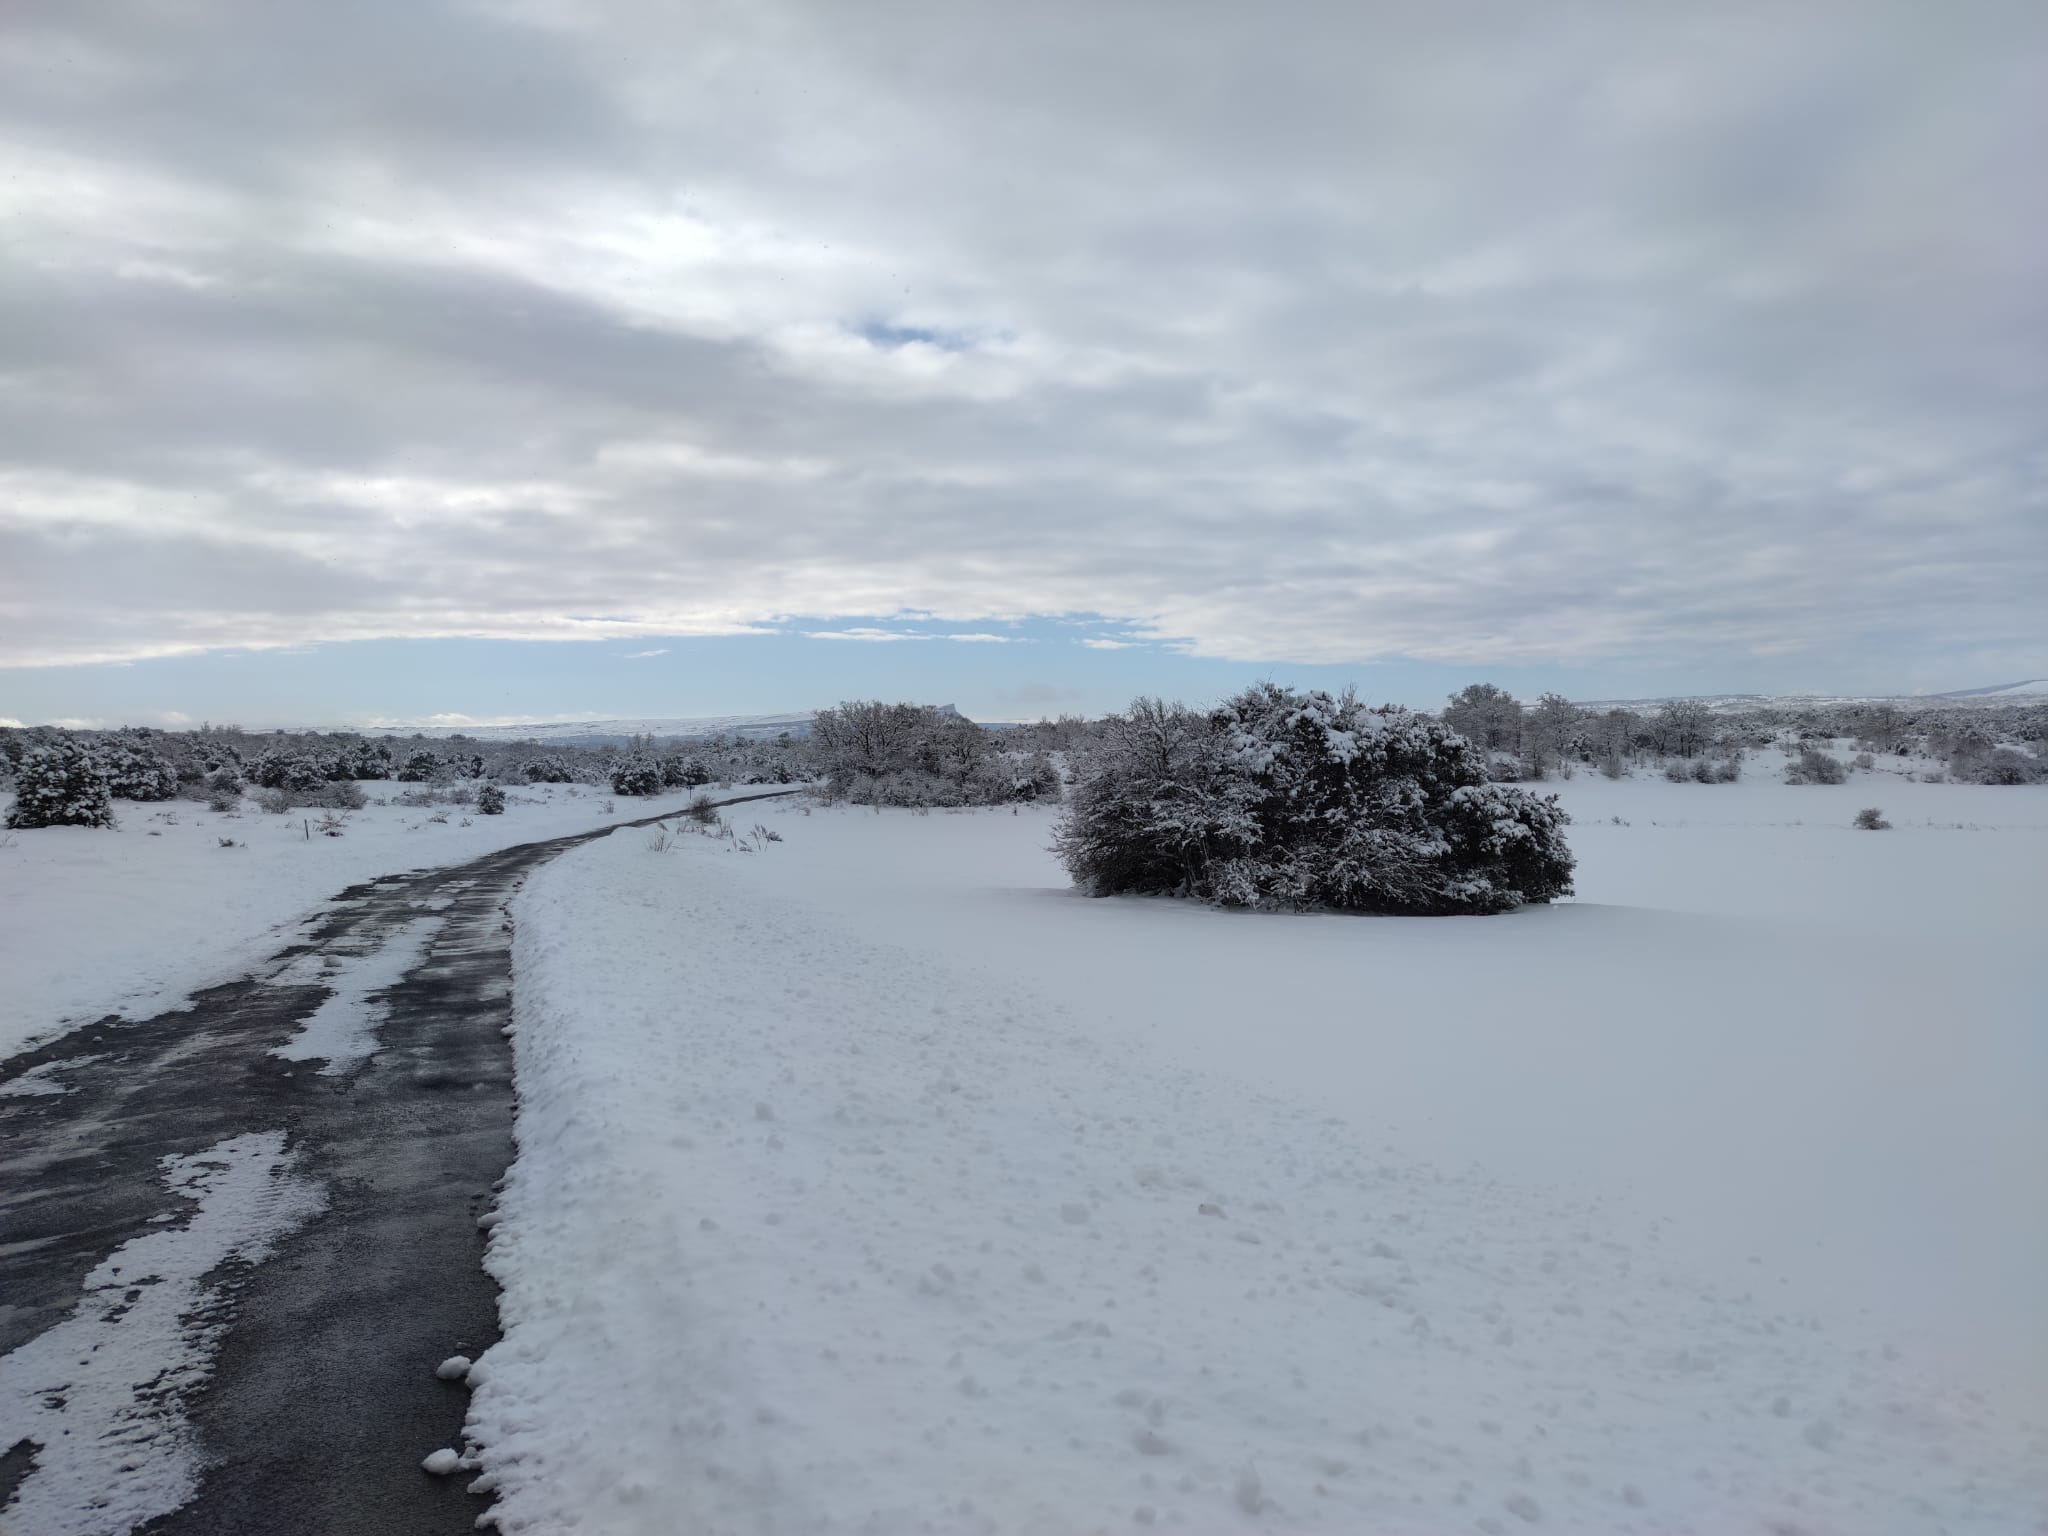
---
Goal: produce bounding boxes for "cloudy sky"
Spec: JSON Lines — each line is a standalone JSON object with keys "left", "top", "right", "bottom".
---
{"left": 2, "top": 0, "right": 2043, "bottom": 726}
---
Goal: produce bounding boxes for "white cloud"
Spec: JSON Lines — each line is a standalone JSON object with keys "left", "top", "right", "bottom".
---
{"left": 801, "top": 628, "right": 925, "bottom": 643}
{"left": 621, "top": 648, "right": 668, "bottom": 658}
{"left": 0, "top": 2, "right": 2040, "bottom": 687}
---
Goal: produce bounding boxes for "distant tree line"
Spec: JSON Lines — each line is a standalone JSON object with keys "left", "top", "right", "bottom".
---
{"left": 0, "top": 722, "right": 814, "bottom": 827}
{"left": 1428, "top": 686, "right": 2045, "bottom": 785}
{"left": 805, "top": 702, "right": 1060, "bottom": 806}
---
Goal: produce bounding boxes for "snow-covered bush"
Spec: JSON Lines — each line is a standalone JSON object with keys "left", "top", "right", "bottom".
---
{"left": 250, "top": 748, "right": 328, "bottom": 793}
{"left": 301, "top": 779, "right": 368, "bottom": 810}
{"left": 324, "top": 740, "right": 390, "bottom": 780}
{"left": 523, "top": 756, "right": 574, "bottom": 783}
{"left": 204, "top": 766, "right": 244, "bottom": 812}
{"left": 395, "top": 750, "right": 443, "bottom": 783}
{"left": 1853, "top": 807, "right": 1891, "bottom": 830}
{"left": 7, "top": 737, "right": 117, "bottom": 829}
{"left": 1953, "top": 747, "right": 2043, "bottom": 785}
{"left": 1785, "top": 747, "right": 1847, "bottom": 785}
{"left": 1671, "top": 755, "right": 1740, "bottom": 783}
{"left": 97, "top": 738, "right": 180, "bottom": 801}
{"left": 610, "top": 757, "right": 664, "bottom": 796}
{"left": 1010, "top": 751, "right": 1063, "bottom": 801}
{"left": 1056, "top": 685, "right": 1574, "bottom": 916}
{"left": 477, "top": 782, "right": 506, "bottom": 815}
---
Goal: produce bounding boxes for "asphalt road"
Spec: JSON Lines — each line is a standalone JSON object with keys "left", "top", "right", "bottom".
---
{"left": 0, "top": 789, "right": 798, "bottom": 1535}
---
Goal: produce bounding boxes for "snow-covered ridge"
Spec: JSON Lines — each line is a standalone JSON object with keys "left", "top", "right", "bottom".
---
{"left": 1934, "top": 678, "right": 2048, "bottom": 700}
{"left": 1575, "top": 680, "right": 2048, "bottom": 711}
{"left": 362, "top": 711, "right": 818, "bottom": 746}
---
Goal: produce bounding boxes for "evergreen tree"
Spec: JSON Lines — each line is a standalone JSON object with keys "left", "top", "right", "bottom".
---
{"left": 97, "top": 737, "right": 180, "bottom": 801}
{"left": 1058, "top": 685, "right": 1573, "bottom": 915}
{"left": 610, "top": 757, "right": 664, "bottom": 796}
{"left": 7, "top": 736, "right": 117, "bottom": 829}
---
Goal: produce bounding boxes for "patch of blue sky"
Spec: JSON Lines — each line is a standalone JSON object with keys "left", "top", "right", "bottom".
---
{"left": 0, "top": 611, "right": 1785, "bottom": 731}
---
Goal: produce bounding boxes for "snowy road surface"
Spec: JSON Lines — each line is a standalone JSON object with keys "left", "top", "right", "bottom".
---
{"left": 0, "top": 792, "right": 797, "bottom": 1535}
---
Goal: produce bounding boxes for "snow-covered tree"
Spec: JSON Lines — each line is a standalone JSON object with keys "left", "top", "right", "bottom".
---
{"left": 6, "top": 736, "right": 117, "bottom": 829}
{"left": 1053, "top": 697, "right": 1253, "bottom": 896}
{"left": 1521, "top": 692, "right": 1582, "bottom": 779}
{"left": 1058, "top": 685, "right": 1573, "bottom": 916}
{"left": 477, "top": 782, "right": 507, "bottom": 814}
{"left": 1442, "top": 683, "right": 1524, "bottom": 754}
{"left": 250, "top": 747, "right": 329, "bottom": 792}
{"left": 96, "top": 736, "right": 180, "bottom": 801}
{"left": 610, "top": 757, "right": 664, "bottom": 796}
{"left": 394, "top": 750, "right": 442, "bottom": 783}
{"left": 807, "top": 701, "right": 1040, "bottom": 806}
{"left": 1655, "top": 699, "right": 1713, "bottom": 758}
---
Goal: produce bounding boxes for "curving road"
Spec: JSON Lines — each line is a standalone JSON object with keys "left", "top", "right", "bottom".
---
{"left": 0, "top": 791, "right": 798, "bottom": 1535}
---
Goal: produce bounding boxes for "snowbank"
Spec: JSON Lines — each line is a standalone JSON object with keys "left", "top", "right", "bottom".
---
{"left": 0, "top": 782, "right": 707, "bottom": 1060}
{"left": 470, "top": 779, "right": 2047, "bottom": 1534}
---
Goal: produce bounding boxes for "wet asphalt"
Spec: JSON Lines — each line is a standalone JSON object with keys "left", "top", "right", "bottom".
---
{"left": 0, "top": 790, "right": 798, "bottom": 1534}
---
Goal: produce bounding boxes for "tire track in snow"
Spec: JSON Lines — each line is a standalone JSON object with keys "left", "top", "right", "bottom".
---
{"left": 0, "top": 1133, "right": 325, "bottom": 1536}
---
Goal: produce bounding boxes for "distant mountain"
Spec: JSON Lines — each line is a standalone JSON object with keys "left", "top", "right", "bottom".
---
{"left": 1931, "top": 679, "right": 2048, "bottom": 700}
{"left": 358, "top": 704, "right": 1007, "bottom": 748}
{"left": 1573, "top": 682, "right": 2047, "bottom": 712}
{"left": 364, "top": 711, "right": 817, "bottom": 747}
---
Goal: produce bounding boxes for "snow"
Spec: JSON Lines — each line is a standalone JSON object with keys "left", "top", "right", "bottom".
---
{"left": 365, "top": 711, "right": 817, "bottom": 745}
{"left": 268, "top": 916, "right": 440, "bottom": 1071}
{"left": 0, "top": 1053, "right": 106, "bottom": 1098}
{"left": 466, "top": 773, "right": 2048, "bottom": 1534}
{"left": 0, "top": 781, "right": 712, "bottom": 1062}
{"left": 0, "top": 1132, "right": 326, "bottom": 1536}
{"left": 1934, "top": 679, "right": 2048, "bottom": 700}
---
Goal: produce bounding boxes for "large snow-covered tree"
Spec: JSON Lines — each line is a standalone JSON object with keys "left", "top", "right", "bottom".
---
{"left": 610, "top": 757, "right": 664, "bottom": 796}
{"left": 807, "top": 701, "right": 1049, "bottom": 806}
{"left": 6, "top": 736, "right": 117, "bottom": 829}
{"left": 95, "top": 734, "right": 180, "bottom": 801}
{"left": 1442, "top": 683, "right": 1525, "bottom": 754}
{"left": 1057, "top": 685, "right": 1573, "bottom": 915}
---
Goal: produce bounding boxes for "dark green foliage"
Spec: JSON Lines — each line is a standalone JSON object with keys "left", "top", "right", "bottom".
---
{"left": 97, "top": 737, "right": 180, "bottom": 801}
{"left": 610, "top": 757, "right": 664, "bottom": 796}
{"left": 6, "top": 736, "right": 116, "bottom": 829}
{"left": 1057, "top": 685, "right": 1574, "bottom": 916}
{"left": 477, "top": 782, "right": 507, "bottom": 814}
{"left": 395, "top": 750, "right": 442, "bottom": 783}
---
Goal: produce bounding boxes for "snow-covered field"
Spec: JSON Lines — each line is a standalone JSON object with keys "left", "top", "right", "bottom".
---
{"left": 0, "top": 781, "right": 711, "bottom": 1060}
{"left": 466, "top": 771, "right": 2048, "bottom": 1535}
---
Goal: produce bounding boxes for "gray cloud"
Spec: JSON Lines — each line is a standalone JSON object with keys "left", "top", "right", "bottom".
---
{"left": 1, "top": 0, "right": 2043, "bottom": 681}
